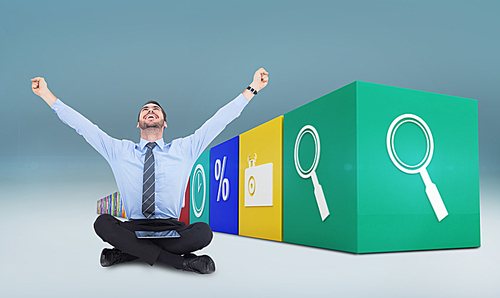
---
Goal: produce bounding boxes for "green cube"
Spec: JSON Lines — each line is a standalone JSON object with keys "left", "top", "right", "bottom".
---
{"left": 283, "top": 81, "right": 480, "bottom": 253}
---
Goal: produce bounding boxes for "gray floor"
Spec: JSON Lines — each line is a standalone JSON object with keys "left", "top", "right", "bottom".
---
{"left": 1, "top": 159, "right": 499, "bottom": 298}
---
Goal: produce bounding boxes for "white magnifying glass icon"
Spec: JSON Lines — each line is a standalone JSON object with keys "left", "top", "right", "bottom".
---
{"left": 386, "top": 114, "right": 448, "bottom": 222}
{"left": 294, "top": 125, "right": 330, "bottom": 221}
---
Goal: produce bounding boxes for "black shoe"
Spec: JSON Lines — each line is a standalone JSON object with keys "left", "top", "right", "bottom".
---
{"left": 100, "top": 248, "right": 138, "bottom": 267}
{"left": 181, "top": 255, "right": 215, "bottom": 274}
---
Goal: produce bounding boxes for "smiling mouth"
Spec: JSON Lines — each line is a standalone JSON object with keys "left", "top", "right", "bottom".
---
{"left": 145, "top": 114, "right": 157, "bottom": 120}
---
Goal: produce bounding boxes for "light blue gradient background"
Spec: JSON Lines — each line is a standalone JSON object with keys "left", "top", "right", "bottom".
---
{"left": 1, "top": 1, "right": 498, "bottom": 297}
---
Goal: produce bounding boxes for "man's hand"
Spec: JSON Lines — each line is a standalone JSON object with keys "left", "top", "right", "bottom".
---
{"left": 31, "top": 77, "right": 48, "bottom": 96}
{"left": 243, "top": 68, "right": 269, "bottom": 101}
{"left": 249, "top": 68, "right": 269, "bottom": 92}
{"left": 31, "top": 77, "right": 57, "bottom": 107}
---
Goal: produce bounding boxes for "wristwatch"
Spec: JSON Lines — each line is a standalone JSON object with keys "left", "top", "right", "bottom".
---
{"left": 246, "top": 86, "right": 258, "bottom": 95}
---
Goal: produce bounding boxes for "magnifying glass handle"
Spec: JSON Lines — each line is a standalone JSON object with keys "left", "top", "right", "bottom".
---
{"left": 311, "top": 171, "right": 330, "bottom": 221}
{"left": 421, "top": 169, "right": 448, "bottom": 221}
{"left": 425, "top": 183, "right": 448, "bottom": 221}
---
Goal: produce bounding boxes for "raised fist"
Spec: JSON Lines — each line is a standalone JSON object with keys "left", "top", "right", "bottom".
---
{"left": 31, "top": 77, "right": 48, "bottom": 97}
{"left": 250, "top": 68, "right": 269, "bottom": 91}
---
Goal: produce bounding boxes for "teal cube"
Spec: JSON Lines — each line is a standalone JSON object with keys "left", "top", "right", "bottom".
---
{"left": 283, "top": 81, "right": 480, "bottom": 253}
{"left": 189, "top": 150, "right": 210, "bottom": 224}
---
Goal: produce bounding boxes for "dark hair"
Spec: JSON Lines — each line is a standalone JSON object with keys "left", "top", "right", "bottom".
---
{"left": 138, "top": 100, "right": 167, "bottom": 122}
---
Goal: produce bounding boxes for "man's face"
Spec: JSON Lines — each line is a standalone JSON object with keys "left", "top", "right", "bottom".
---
{"left": 137, "top": 104, "right": 167, "bottom": 130}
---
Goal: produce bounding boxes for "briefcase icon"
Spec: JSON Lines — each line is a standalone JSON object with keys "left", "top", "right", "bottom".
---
{"left": 244, "top": 154, "right": 273, "bottom": 207}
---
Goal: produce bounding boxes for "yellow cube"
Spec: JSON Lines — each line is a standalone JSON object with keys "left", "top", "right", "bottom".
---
{"left": 239, "top": 116, "right": 283, "bottom": 241}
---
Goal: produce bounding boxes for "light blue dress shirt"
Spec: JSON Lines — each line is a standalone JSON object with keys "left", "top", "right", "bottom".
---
{"left": 52, "top": 94, "right": 248, "bottom": 219}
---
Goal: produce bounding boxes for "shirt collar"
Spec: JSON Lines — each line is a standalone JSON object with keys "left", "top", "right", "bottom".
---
{"left": 138, "top": 138, "right": 166, "bottom": 151}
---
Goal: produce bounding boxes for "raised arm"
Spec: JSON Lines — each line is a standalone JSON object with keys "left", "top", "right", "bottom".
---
{"left": 30, "top": 76, "right": 121, "bottom": 163}
{"left": 31, "top": 77, "right": 58, "bottom": 107}
{"left": 186, "top": 68, "right": 269, "bottom": 160}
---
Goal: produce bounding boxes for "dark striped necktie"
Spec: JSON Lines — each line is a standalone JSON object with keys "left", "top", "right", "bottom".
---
{"left": 142, "top": 142, "right": 157, "bottom": 219}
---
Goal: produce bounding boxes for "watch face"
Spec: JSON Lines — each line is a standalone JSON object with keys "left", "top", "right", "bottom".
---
{"left": 191, "top": 164, "right": 206, "bottom": 218}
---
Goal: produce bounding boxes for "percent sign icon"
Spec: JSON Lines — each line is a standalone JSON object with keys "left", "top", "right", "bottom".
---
{"left": 215, "top": 156, "right": 230, "bottom": 201}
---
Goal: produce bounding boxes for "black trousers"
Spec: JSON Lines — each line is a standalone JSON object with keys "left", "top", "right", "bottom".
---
{"left": 93, "top": 214, "right": 213, "bottom": 267}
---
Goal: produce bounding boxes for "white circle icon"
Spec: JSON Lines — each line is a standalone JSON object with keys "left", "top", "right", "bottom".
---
{"left": 387, "top": 114, "right": 433, "bottom": 174}
{"left": 294, "top": 125, "right": 321, "bottom": 178}
{"left": 191, "top": 164, "right": 206, "bottom": 218}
